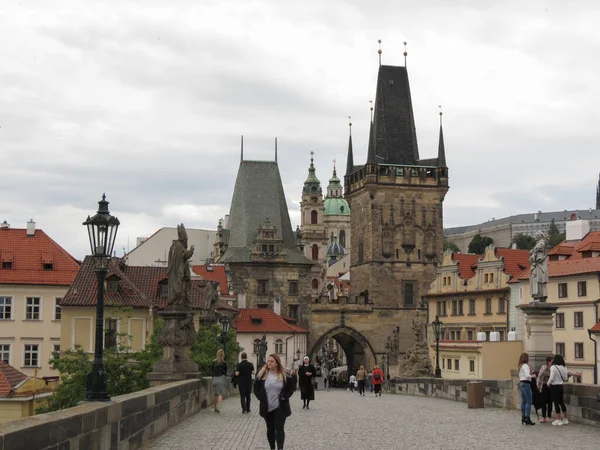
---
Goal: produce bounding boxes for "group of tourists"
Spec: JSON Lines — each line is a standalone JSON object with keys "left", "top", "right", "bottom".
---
{"left": 518, "top": 352, "right": 579, "bottom": 426}
{"left": 346, "top": 365, "right": 384, "bottom": 396}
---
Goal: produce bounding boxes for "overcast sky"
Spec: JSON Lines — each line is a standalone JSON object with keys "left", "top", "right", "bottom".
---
{"left": 2, "top": 0, "right": 599, "bottom": 260}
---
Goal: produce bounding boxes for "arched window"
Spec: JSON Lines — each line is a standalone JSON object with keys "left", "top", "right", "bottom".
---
{"left": 311, "top": 210, "right": 318, "bottom": 224}
{"left": 312, "top": 279, "right": 319, "bottom": 290}
{"left": 312, "top": 244, "right": 319, "bottom": 260}
{"left": 275, "top": 339, "right": 283, "bottom": 354}
{"left": 339, "top": 230, "right": 346, "bottom": 248}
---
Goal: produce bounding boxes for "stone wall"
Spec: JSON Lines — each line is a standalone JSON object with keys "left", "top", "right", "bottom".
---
{"left": 0, "top": 378, "right": 231, "bottom": 450}
{"left": 386, "top": 377, "right": 514, "bottom": 409}
{"left": 387, "top": 375, "right": 600, "bottom": 427}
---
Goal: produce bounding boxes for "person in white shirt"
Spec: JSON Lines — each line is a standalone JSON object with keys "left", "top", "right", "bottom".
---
{"left": 547, "top": 354, "right": 569, "bottom": 426}
{"left": 349, "top": 374, "right": 356, "bottom": 392}
{"left": 518, "top": 352, "right": 536, "bottom": 425}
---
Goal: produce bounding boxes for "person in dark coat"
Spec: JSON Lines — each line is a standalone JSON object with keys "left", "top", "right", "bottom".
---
{"left": 254, "top": 353, "right": 296, "bottom": 450}
{"left": 235, "top": 352, "right": 255, "bottom": 414}
{"left": 298, "top": 355, "right": 316, "bottom": 409}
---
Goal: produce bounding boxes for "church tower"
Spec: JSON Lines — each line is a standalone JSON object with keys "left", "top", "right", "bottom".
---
{"left": 344, "top": 60, "right": 449, "bottom": 348}
{"left": 323, "top": 159, "right": 351, "bottom": 251}
{"left": 300, "top": 153, "right": 328, "bottom": 269}
{"left": 596, "top": 173, "right": 600, "bottom": 210}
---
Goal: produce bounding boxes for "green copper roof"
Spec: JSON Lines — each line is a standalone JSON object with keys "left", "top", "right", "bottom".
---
{"left": 302, "top": 153, "right": 322, "bottom": 195}
{"left": 324, "top": 197, "right": 350, "bottom": 216}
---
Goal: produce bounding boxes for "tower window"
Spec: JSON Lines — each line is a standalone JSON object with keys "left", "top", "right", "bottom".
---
{"left": 339, "top": 230, "right": 346, "bottom": 248}
{"left": 311, "top": 210, "right": 318, "bottom": 224}
{"left": 312, "top": 244, "right": 319, "bottom": 260}
{"left": 312, "top": 279, "right": 319, "bottom": 290}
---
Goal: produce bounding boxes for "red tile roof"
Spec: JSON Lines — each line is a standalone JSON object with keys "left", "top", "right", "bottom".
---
{"left": 452, "top": 254, "right": 479, "bottom": 280}
{"left": 495, "top": 248, "right": 530, "bottom": 278}
{"left": 192, "top": 265, "right": 228, "bottom": 295}
{"left": 0, "top": 228, "right": 80, "bottom": 286}
{"left": 0, "top": 361, "right": 28, "bottom": 397}
{"left": 233, "top": 308, "right": 308, "bottom": 334}
{"left": 548, "top": 231, "right": 600, "bottom": 260}
{"left": 590, "top": 322, "right": 600, "bottom": 333}
{"left": 515, "top": 257, "right": 600, "bottom": 280}
{"left": 61, "top": 257, "right": 232, "bottom": 312}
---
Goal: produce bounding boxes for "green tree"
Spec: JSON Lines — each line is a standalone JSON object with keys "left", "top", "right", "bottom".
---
{"left": 512, "top": 233, "right": 536, "bottom": 250}
{"left": 191, "top": 323, "right": 243, "bottom": 375}
{"left": 468, "top": 234, "right": 494, "bottom": 254}
{"left": 444, "top": 239, "right": 460, "bottom": 253}
{"left": 547, "top": 219, "right": 565, "bottom": 248}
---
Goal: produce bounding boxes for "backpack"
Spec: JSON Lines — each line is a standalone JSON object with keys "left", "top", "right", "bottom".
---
{"left": 373, "top": 372, "right": 381, "bottom": 381}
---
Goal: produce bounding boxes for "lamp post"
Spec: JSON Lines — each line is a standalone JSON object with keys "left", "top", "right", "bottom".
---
{"left": 83, "top": 194, "right": 120, "bottom": 401}
{"left": 220, "top": 315, "right": 232, "bottom": 356}
{"left": 432, "top": 315, "right": 443, "bottom": 378}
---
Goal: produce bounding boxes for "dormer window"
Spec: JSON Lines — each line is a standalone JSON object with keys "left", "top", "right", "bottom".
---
{"left": 251, "top": 317, "right": 262, "bottom": 325}
{"left": 43, "top": 263, "right": 54, "bottom": 270}
{"left": 160, "top": 283, "right": 168, "bottom": 297}
{"left": 2, "top": 262, "right": 12, "bottom": 269}
{"left": 107, "top": 280, "right": 118, "bottom": 293}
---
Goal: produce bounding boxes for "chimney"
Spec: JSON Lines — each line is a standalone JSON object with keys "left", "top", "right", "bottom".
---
{"left": 0, "top": 220, "right": 9, "bottom": 229}
{"left": 566, "top": 218, "right": 590, "bottom": 241}
{"left": 26, "top": 219, "right": 36, "bottom": 237}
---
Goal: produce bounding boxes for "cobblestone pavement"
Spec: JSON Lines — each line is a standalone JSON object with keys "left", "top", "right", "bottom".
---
{"left": 145, "top": 388, "right": 600, "bottom": 450}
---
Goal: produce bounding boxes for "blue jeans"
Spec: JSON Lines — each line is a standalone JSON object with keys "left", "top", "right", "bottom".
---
{"left": 519, "top": 382, "right": 532, "bottom": 418}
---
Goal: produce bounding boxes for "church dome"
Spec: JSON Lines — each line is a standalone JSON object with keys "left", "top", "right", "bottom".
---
{"left": 324, "top": 198, "right": 350, "bottom": 216}
{"left": 327, "top": 236, "right": 345, "bottom": 257}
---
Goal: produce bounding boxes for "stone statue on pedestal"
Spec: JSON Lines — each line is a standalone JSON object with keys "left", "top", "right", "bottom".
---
{"left": 400, "top": 310, "right": 433, "bottom": 377}
{"left": 148, "top": 223, "right": 200, "bottom": 386}
{"left": 529, "top": 233, "right": 548, "bottom": 302}
{"left": 258, "top": 335, "right": 268, "bottom": 367}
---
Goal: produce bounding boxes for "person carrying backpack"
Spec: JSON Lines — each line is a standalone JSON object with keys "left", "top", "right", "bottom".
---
{"left": 372, "top": 365, "right": 384, "bottom": 397}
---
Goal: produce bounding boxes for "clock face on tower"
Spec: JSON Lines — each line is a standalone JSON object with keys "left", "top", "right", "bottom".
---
{"left": 310, "top": 196, "right": 318, "bottom": 204}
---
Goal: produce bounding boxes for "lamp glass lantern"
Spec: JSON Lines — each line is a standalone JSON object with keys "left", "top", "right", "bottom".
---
{"left": 432, "top": 315, "right": 443, "bottom": 341}
{"left": 221, "top": 316, "right": 232, "bottom": 335}
{"left": 83, "top": 194, "right": 120, "bottom": 259}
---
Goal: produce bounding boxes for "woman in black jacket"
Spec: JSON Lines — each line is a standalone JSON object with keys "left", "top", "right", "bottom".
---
{"left": 298, "top": 356, "right": 316, "bottom": 409}
{"left": 254, "top": 353, "right": 297, "bottom": 450}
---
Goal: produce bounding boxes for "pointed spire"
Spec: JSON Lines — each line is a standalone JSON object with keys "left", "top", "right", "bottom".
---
{"left": 437, "top": 108, "right": 447, "bottom": 168}
{"left": 345, "top": 117, "right": 354, "bottom": 176}
{"left": 378, "top": 40, "right": 382, "bottom": 66}
{"left": 240, "top": 135, "right": 244, "bottom": 162}
{"left": 275, "top": 137, "right": 278, "bottom": 162}
{"left": 403, "top": 41, "right": 408, "bottom": 67}
{"left": 596, "top": 172, "right": 600, "bottom": 210}
{"left": 303, "top": 151, "right": 321, "bottom": 195}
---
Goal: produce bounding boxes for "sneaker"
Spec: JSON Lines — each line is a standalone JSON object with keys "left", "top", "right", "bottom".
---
{"left": 561, "top": 419, "right": 569, "bottom": 425}
{"left": 552, "top": 419, "right": 562, "bottom": 426}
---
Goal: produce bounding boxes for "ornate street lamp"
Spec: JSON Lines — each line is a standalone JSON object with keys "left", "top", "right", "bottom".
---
{"left": 220, "top": 315, "right": 232, "bottom": 356}
{"left": 432, "top": 315, "right": 443, "bottom": 378}
{"left": 83, "top": 194, "right": 119, "bottom": 401}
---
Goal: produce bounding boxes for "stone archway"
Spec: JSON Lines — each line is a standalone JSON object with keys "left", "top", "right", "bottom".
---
{"left": 309, "top": 326, "right": 377, "bottom": 377}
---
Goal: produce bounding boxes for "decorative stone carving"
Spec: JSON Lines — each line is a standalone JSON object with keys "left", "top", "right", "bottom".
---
{"left": 400, "top": 310, "right": 434, "bottom": 377}
{"left": 529, "top": 233, "right": 548, "bottom": 302}
{"left": 166, "top": 224, "right": 195, "bottom": 310}
{"left": 257, "top": 335, "right": 268, "bottom": 367}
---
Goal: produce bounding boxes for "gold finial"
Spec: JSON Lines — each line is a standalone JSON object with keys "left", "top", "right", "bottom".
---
{"left": 369, "top": 100, "right": 373, "bottom": 123}
{"left": 348, "top": 115, "right": 352, "bottom": 135}
{"left": 403, "top": 41, "right": 408, "bottom": 67}
{"left": 378, "top": 39, "right": 382, "bottom": 66}
{"left": 439, "top": 105, "right": 443, "bottom": 126}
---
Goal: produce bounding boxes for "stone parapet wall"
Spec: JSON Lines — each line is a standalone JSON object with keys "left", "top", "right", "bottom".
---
{"left": 386, "top": 377, "right": 513, "bottom": 409}
{"left": 387, "top": 376, "right": 600, "bottom": 427}
{"left": 0, "top": 377, "right": 231, "bottom": 450}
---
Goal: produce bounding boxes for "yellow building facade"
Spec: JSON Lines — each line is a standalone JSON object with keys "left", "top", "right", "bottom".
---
{"left": 437, "top": 341, "right": 523, "bottom": 379}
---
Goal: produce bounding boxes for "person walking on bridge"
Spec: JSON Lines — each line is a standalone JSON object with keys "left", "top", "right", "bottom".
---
{"left": 211, "top": 349, "right": 228, "bottom": 413}
{"left": 356, "top": 365, "right": 367, "bottom": 396}
{"left": 372, "top": 365, "right": 384, "bottom": 397}
{"left": 298, "top": 356, "right": 316, "bottom": 409}
{"left": 254, "top": 354, "right": 296, "bottom": 450}
{"left": 236, "top": 352, "right": 255, "bottom": 414}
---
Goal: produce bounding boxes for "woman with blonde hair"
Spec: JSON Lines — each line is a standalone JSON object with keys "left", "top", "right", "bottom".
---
{"left": 211, "top": 349, "right": 228, "bottom": 413}
{"left": 356, "top": 365, "right": 367, "bottom": 397}
{"left": 254, "top": 354, "right": 297, "bottom": 450}
{"left": 518, "top": 352, "right": 536, "bottom": 425}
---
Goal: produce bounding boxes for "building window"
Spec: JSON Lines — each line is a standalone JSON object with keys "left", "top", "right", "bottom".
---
{"left": 288, "top": 305, "right": 298, "bottom": 320}
{"left": 469, "top": 360, "right": 475, "bottom": 373}
{"left": 574, "top": 311, "right": 584, "bottom": 328}
{"left": 105, "top": 319, "right": 118, "bottom": 350}
{"left": 0, "top": 344, "right": 10, "bottom": 363}
{"left": 484, "top": 274, "right": 488, "bottom": 283}
{"left": 288, "top": 281, "right": 299, "bottom": 295}
{"left": 339, "top": 230, "right": 346, "bottom": 248}
{"left": 312, "top": 244, "right": 319, "bottom": 260}
{"left": 442, "top": 358, "right": 445, "bottom": 369}
{"left": 257, "top": 280, "right": 268, "bottom": 295}
{"left": 440, "top": 301, "right": 447, "bottom": 316}
{"left": 577, "top": 281, "right": 587, "bottom": 297}
{"left": 2, "top": 261, "right": 12, "bottom": 269}
{"left": 107, "top": 280, "right": 118, "bottom": 293}
{"left": 447, "top": 359, "right": 452, "bottom": 370}
{"left": 497, "top": 298, "right": 505, "bottom": 314}
{"left": 311, "top": 210, "right": 318, "bottom": 224}
{"left": 275, "top": 339, "right": 283, "bottom": 354}
{"left": 558, "top": 283, "right": 568, "bottom": 298}
{"left": 556, "top": 342, "right": 565, "bottom": 357}
{"left": 574, "top": 343, "right": 584, "bottom": 359}
{"left": 467, "top": 330, "right": 474, "bottom": 341}
{"left": 485, "top": 298, "right": 492, "bottom": 314}
{"left": 499, "top": 330, "right": 505, "bottom": 341}
{"left": 53, "top": 343, "right": 60, "bottom": 354}
{"left": 451, "top": 300, "right": 457, "bottom": 316}
{"left": 257, "top": 304, "right": 269, "bottom": 309}
{"left": 54, "top": 300, "right": 62, "bottom": 320}
{"left": 468, "top": 299, "right": 475, "bottom": 315}
{"left": 555, "top": 313, "right": 565, "bottom": 329}
{"left": 442, "top": 277, "right": 446, "bottom": 286}
{"left": 43, "top": 263, "right": 54, "bottom": 270}
{"left": 0, "top": 296, "right": 12, "bottom": 320}
{"left": 454, "top": 359, "right": 460, "bottom": 371}
{"left": 160, "top": 283, "right": 168, "bottom": 297}
{"left": 24, "top": 344, "right": 39, "bottom": 367}
{"left": 489, "top": 273, "right": 494, "bottom": 283}
{"left": 26, "top": 297, "right": 41, "bottom": 320}
{"left": 404, "top": 281, "right": 416, "bottom": 306}
{"left": 312, "top": 279, "right": 319, "bottom": 290}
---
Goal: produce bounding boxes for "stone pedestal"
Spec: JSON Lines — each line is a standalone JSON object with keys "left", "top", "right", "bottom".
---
{"left": 148, "top": 310, "right": 200, "bottom": 387}
{"left": 518, "top": 302, "right": 558, "bottom": 370}
{"left": 400, "top": 342, "right": 434, "bottom": 377}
